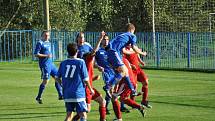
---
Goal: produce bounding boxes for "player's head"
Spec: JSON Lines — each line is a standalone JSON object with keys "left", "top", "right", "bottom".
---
{"left": 125, "top": 43, "right": 132, "bottom": 49}
{"left": 41, "top": 30, "right": 50, "bottom": 41}
{"left": 67, "top": 43, "right": 78, "bottom": 57}
{"left": 126, "top": 23, "right": 135, "bottom": 33}
{"left": 101, "top": 34, "right": 109, "bottom": 47}
{"left": 76, "top": 32, "right": 85, "bottom": 45}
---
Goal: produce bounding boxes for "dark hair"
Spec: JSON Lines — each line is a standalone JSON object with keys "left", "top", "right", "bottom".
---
{"left": 125, "top": 23, "right": 135, "bottom": 31}
{"left": 75, "top": 32, "right": 84, "bottom": 43}
{"left": 41, "top": 30, "right": 49, "bottom": 37}
{"left": 67, "top": 43, "right": 78, "bottom": 56}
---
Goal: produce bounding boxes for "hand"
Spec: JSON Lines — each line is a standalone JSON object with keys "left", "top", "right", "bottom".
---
{"left": 100, "top": 31, "right": 106, "bottom": 39}
{"left": 90, "top": 89, "right": 95, "bottom": 95}
{"left": 98, "top": 66, "right": 104, "bottom": 72}
{"left": 142, "top": 51, "right": 147, "bottom": 56}
{"left": 140, "top": 61, "right": 145, "bottom": 67}
{"left": 47, "top": 54, "right": 52, "bottom": 58}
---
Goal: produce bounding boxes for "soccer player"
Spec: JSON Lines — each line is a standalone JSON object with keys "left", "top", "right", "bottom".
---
{"left": 73, "top": 31, "right": 107, "bottom": 121}
{"left": 56, "top": 43, "right": 94, "bottom": 121}
{"left": 123, "top": 45, "right": 152, "bottom": 108}
{"left": 105, "top": 23, "right": 147, "bottom": 96}
{"left": 34, "top": 31, "right": 63, "bottom": 104}
{"left": 95, "top": 35, "right": 114, "bottom": 114}
{"left": 76, "top": 31, "right": 101, "bottom": 80}
{"left": 76, "top": 32, "right": 93, "bottom": 59}
{"left": 111, "top": 57, "right": 145, "bottom": 118}
{"left": 95, "top": 34, "right": 123, "bottom": 120}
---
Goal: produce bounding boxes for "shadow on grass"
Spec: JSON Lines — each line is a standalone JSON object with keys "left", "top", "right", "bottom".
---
{"left": 0, "top": 112, "right": 65, "bottom": 120}
{"left": 0, "top": 105, "right": 64, "bottom": 111}
{"left": 151, "top": 100, "right": 215, "bottom": 109}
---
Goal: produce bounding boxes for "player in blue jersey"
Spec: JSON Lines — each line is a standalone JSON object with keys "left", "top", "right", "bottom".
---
{"left": 76, "top": 32, "right": 93, "bottom": 59}
{"left": 105, "top": 23, "right": 147, "bottom": 96}
{"left": 56, "top": 43, "right": 94, "bottom": 121}
{"left": 34, "top": 31, "right": 63, "bottom": 104}
{"left": 95, "top": 34, "right": 113, "bottom": 114}
{"left": 95, "top": 34, "right": 123, "bottom": 120}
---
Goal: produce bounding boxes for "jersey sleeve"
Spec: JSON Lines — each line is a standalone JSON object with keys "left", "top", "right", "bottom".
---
{"left": 34, "top": 41, "right": 42, "bottom": 55}
{"left": 80, "top": 60, "right": 89, "bottom": 82}
{"left": 130, "top": 34, "right": 137, "bottom": 46}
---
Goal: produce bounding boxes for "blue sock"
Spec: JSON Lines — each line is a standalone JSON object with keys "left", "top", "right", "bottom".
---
{"left": 36, "top": 84, "right": 45, "bottom": 99}
{"left": 80, "top": 117, "right": 87, "bottom": 121}
{"left": 55, "top": 82, "right": 63, "bottom": 97}
{"left": 105, "top": 95, "right": 111, "bottom": 108}
{"left": 121, "top": 102, "right": 125, "bottom": 109}
{"left": 124, "top": 76, "right": 135, "bottom": 92}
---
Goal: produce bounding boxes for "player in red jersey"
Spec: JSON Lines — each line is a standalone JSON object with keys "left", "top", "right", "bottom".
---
{"left": 112, "top": 57, "right": 145, "bottom": 118}
{"left": 73, "top": 31, "right": 106, "bottom": 121}
{"left": 123, "top": 44, "right": 152, "bottom": 108}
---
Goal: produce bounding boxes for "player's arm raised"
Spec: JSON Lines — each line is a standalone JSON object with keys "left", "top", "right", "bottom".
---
{"left": 91, "top": 31, "right": 106, "bottom": 56}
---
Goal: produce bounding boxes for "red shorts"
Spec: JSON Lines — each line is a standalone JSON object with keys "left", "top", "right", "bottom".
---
{"left": 113, "top": 80, "right": 131, "bottom": 100}
{"left": 133, "top": 68, "right": 148, "bottom": 83}
{"left": 86, "top": 87, "right": 101, "bottom": 104}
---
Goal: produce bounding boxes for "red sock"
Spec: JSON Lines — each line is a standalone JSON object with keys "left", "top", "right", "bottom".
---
{"left": 112, "top": 100, "right": 122, "bottom": 119}
{"left": 99, "top": 106, "right": 106, "bottom": 121}
{"left": 72, "top": 114, "right": 80, "bottom": 121}
{"left": 142, "top": 86, "right": 148, "bottom": 103}
{"left": 123, "top": 98, "right": 141, "bottom": 109}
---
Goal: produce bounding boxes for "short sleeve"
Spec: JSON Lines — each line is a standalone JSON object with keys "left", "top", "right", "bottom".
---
{"left": 34, "top": 41, "right": 42, "bottom": 55}
{"left": 130, "top": 34, "right": 137, "bottom": 46}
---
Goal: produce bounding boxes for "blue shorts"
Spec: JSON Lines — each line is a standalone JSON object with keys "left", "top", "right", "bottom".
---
{"left": 107, "top": 49, "right": 124, "bottom": 68}
{"left": 40, "top": 63, "right": 58, "bottom": 80}
{"left": 65, "top": 101, "right": 88, "bottom": 113}
{"left": 102, "top": 69, "right": 115, "bottom": 88}
{"left": 103, "top": 68, "right": 122, "bottom": 90}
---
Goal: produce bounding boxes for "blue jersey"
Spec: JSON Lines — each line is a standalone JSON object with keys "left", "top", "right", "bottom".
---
{"left": 95, "top": 47, "right": 116, "bottom": 83}
{"left": 57, "top": 58, "right": 89, "bottom": 102}
{"left": 77, "top": 42, "right": 93, "bottom": 58}
{"left": 95, "top": 47, "right": 112, "bottom": 70}
{"left": 109, "top": 32, "right": 137, "bottom": 56}
{"left": 34, "top": 40, "right": 52, "bottom": 67}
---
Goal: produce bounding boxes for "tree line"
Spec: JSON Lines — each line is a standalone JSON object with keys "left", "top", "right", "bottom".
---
{"left": 0, "top": 0, "right": 214, "bottom": 32}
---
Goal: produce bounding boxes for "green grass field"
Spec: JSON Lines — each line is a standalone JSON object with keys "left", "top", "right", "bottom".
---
{"left": 0, "top": 63, "right": 215, "bottom": 121}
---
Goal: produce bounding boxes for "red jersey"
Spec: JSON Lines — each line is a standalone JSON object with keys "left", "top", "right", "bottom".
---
{"left": 84, "top": 54, "right": 102, "bottom": 104}
{"left": 122, "top": 57, "right": 137, "bottom": 85}
{"left": 124, "top": 49, "right": 148, "bottom": 82}
{"left": 84, "top": 54, "right": 94, "bottom": 86}
{"left": 124, "top": 51, "right": 141, "bottom": 70}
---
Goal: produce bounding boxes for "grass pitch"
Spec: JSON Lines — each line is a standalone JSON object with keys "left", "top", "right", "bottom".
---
{"left": 0, "top": 63, "right": 215, "bottom": 121}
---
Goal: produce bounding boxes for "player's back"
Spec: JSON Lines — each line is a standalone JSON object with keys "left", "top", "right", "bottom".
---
{"left": 59, "top": 58, "right": 88, "bottom": 100}
{"left": 109, "top": 32, "right": 137, "bottom": 53}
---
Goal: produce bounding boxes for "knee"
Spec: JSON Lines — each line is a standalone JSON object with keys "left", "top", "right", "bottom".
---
{"left": 142, "top": 79, "right": 148, "bottom": 87}
{"left": 42, "top": 80, "right": 48, "bottom": 85}
{"left": 99, "top": 97, "right": 106, "bottom": 107}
